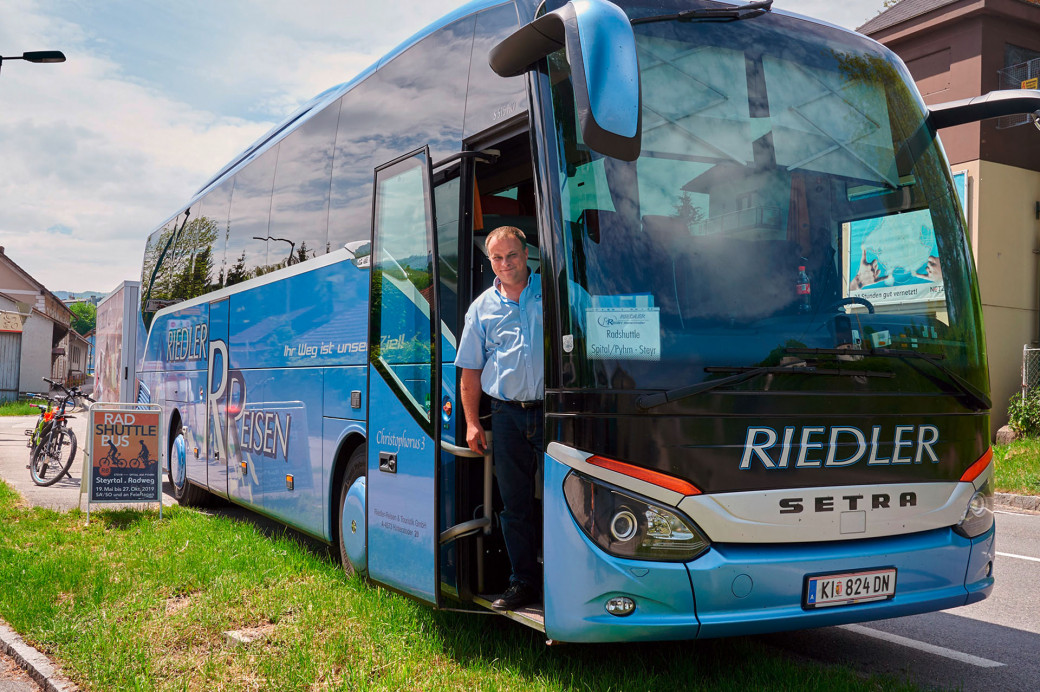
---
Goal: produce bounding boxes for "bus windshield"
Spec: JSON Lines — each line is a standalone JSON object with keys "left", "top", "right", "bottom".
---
{"left": 549, "top": 1, "right": 986, "bottom": 398}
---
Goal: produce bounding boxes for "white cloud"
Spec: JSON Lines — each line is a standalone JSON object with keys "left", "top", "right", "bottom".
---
{"left": 772, "top": 0, "right": 880, "bottom": 31}
{"left": 0, "top": 0, "right": 883, "bottom": 292}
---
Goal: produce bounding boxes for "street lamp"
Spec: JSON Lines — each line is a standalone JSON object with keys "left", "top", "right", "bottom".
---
{"left": 0, "top": 51, "right": 66, "bottom": 75}
{"left": 252, "top": 236, "right": 297, "bottom": 265}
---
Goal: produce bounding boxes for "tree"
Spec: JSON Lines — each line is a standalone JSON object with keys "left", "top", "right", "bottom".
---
{"left": 70, "top": 302, "right": 96, "bottom": 335}
{"left": 225, "top": 251, "right": 249, "bottom": 286}
{"left": 673, "top": 191, "right": 705, "bottom": 231}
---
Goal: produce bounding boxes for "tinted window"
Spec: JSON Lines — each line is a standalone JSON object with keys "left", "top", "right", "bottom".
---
{"left": 328, "top": 16, "right": 473, "bottom": 251}
{"left": 204, "top": 179, "right": 234, "bottom": 284}
{"left": 140, "top": 215, "right": 183, "bottom": 328}
{"left": 434, "top": 174, "right": 461, "bottom": 347}
{"left": 180, "top": 182, "right": 232, "bottom": 297}
{"left": 138, "top": 192, "right": 220, "bottom": 326}
{"left": 225, "top": 145, "right": 278, "bottom": 286}
{"left": 327, "top": 90, "right": 373, "bottom": 252}
{"left": 464, "top": 3, "right": 526, "bottom": 138}
{"left": 549, "top": 7, "right": 985, "bottom": 397}
{"left": 269, "top": 104, "right": 339, "bottom": 262}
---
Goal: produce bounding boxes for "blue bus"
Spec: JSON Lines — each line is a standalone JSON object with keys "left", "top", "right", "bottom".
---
{"left": 137, "top": 0, "right": 1040, "bottom": 642}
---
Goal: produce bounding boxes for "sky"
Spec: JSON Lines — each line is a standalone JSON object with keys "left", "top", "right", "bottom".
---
{"left": 0, "top": 0, "right": 885, "bottom": 294}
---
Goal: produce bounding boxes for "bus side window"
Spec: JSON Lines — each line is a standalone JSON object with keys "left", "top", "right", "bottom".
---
{"left": 268, "top": 104, "right": 339, "bottom": 266}
{"left": 224, "top": 145, "right": 278, "bottom": 286}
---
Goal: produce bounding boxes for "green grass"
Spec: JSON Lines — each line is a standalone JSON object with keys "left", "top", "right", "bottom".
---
{"left": 993, "top": 437, "right": 1040, "bottom": 495}
{"left": 0, "top": 401, "right": 38, "bottom": 416}
{"left": 0, "top": 480, "right": 918, "bottom": 691}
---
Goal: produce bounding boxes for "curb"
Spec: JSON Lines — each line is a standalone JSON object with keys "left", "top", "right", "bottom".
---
{"left": 0, "top": 620, "right": 76, "bottom": 692}
{"left": 995, "top": 492, "right": 1040, "bottom": 513}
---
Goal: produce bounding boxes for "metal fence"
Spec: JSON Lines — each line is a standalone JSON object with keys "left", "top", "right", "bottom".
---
{"left": 1022, "top": 345, "right": 1040, "bottom": 398}
{"left": 997, "top": 57, "right": 1040, "bottom": 129}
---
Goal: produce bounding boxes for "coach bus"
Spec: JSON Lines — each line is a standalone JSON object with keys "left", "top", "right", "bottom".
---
{"left": 136, "top": 0, "right": 1040, "bottom": 642}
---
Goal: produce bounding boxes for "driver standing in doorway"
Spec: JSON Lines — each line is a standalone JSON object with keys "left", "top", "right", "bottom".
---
{"left": 455, "top": 225, "right": 544, "bottom": 611}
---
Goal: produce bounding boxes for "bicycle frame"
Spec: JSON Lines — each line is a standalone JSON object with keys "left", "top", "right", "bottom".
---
{"left": 25, "top": 396, "right": 55, "bottom": 452}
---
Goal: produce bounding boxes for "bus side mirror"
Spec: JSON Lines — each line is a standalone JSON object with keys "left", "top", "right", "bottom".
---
{"left": 928, "top": 89, "right": 1040, "bottom": 130}
{"left": 489, "top": 0, "right": 641, "bottom": 161}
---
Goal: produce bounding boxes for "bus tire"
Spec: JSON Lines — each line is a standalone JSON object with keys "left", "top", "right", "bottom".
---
{"left": 337, "top": 444, "right": 367, "bottom": 577}
{"left": 169, "top": 428, "right": 209, "bottom": 507}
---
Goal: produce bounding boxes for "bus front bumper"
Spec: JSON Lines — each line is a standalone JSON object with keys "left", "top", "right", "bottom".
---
{"left": 543, "top": 453, "right": 995, "bottom": 643}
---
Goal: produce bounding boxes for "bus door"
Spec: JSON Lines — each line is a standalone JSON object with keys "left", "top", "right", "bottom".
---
{"left": 367, "top": 147, "right": 442, "bottom": 605}
{"left": 205, "top": 297, "right": 231, "bottom": 500}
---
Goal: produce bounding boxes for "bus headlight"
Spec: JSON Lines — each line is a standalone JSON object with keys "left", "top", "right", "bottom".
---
{"left": 954, "top": 479, "right": 994, "bottom": 539}
{"left": 563, "top": 471, "right": 709, "bottom": 561}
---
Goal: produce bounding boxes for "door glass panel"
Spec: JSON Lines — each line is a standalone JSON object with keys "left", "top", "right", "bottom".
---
{"left": 434, "top": 175, "right": 461, "bottom": 356}
{"left": 371, "top": 150, "right": 437, "bottom": 426}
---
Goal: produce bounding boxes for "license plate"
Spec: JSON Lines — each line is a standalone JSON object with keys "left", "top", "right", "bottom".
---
{"left": 804, "top": 568, "right": 896, "bottom": 608}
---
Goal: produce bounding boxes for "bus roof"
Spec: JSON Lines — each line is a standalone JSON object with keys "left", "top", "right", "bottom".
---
{"left": 192, "top": 0, "right": 520, "bottom": 201}
{"left": 165, "top": 0, "right": 865, "bottom": 229}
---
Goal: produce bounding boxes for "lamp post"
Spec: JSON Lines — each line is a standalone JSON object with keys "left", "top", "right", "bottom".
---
{"left": 0, "top": 51, "right": 66, "bottom": 75}
{"left": 253, "top": 236, "right": 297, "bottom": 265}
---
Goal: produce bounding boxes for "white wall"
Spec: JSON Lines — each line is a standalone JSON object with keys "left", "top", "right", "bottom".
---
{"left": 18, "top": 313, "right": 53, "bottom": 395}
{"left": 969, "top": 160, "right": 1040, "bottom": 433}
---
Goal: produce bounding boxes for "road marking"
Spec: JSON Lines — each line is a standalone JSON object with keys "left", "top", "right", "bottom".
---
{"left": 997, "top": 551, "right": 1040, "bottom": 563}
{"left": 839, "top": 624, "right": 1005, "bottom": 668}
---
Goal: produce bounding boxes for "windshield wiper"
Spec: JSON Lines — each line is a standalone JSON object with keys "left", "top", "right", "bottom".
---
{"left": 631, "top": 0, "right": 773, "bottom": 25}
{"left": 788, "top": 347, "right": 992, "bottom": 411}
{"left": 636, "top": 357, "right": 893, "bottom": 411}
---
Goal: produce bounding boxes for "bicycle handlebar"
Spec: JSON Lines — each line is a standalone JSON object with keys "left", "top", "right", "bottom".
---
{"left": 40, "top": 377, "right": 92, "bottom": 405}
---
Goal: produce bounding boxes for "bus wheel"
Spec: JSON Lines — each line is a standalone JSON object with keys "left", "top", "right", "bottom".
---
{"left": 338, "top": 445, "right": 367, "bottom": 577}
{"left": 169, "top": 429, "right": 209, "bottom": 507}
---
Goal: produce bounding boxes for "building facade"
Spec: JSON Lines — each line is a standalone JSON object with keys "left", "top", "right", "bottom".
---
{"left": 0, "top": 247, "right": 76, "bottom": 399}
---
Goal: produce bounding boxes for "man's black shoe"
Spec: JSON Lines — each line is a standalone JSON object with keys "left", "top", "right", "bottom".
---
{"left": 491, "top": 582, "right": 539, "bottom": 611}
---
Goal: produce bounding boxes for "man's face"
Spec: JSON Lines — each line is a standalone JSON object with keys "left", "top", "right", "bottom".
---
{"left": 487, "top": 235, "right": 528, "bottom": 287}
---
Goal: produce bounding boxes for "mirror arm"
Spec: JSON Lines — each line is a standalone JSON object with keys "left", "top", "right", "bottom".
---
{"left": 928, "top": 89, "right": 1040, "bottom": 129}
{"left": 489, "top": 0, "right": 641, "bottom": 161}
{"left": 489, "top": 12, "right": 565, "bottom": 78}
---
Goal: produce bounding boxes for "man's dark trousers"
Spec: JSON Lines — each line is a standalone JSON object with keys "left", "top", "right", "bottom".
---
{"left": 490, "top": 399, "right": 543, "bottom": 591}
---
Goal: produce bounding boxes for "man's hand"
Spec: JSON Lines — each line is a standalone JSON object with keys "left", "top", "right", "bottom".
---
{"left": 459, "top": 367, "right": 486, "bottom": 455}
{"left": 466, "top": 422, "right": 487, "bottom": 454}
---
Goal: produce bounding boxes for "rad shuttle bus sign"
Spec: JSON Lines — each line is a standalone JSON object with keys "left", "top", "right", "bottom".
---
{"left": 83, "top": 402, "right": 164, "bottom": 520}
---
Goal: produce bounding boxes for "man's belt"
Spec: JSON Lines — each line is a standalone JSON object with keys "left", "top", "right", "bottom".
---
{"left": 495, "top": 398, "right": 542, "bottom": 409}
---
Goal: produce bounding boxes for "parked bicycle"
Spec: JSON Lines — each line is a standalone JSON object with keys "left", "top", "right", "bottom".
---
{"left": 26, "top": 377, "right": 95, "bottom": 487}
{"left": 25, "top": 392, "right": 57, "bottom": 456}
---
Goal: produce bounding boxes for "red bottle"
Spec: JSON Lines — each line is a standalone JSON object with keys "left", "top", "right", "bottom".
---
{"left": 796, "top": 265, "right": 811, "bottom": 313}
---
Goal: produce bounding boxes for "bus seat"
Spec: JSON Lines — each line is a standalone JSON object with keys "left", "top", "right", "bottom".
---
{"left": 480, "top": 194, "right": 521, "bottom": 216}
{"left": 578, "top": 210, "right": 659, "bottom": 301}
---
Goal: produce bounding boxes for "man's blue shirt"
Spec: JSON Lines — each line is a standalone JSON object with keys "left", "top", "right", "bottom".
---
{"left": 455, "top": 272, "right": 543, "bottom": 402}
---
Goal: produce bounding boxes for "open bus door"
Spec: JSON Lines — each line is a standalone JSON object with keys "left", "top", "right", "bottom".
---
{"left": 366, "top": 148, "right": 442, "bottom": 605}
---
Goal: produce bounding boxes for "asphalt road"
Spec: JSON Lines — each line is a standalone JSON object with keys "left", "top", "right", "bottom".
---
{"left": 757, "top": 508, "right": 1040, "bottom": 691}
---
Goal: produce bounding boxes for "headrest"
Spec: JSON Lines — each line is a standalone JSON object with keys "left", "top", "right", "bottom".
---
{"left": 578, "top": 209, "right": 620, "bottom": 243}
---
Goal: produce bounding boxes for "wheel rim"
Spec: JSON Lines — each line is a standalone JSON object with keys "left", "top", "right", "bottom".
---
{"left": 172, "top": 433, "right": 187, "bottom": 490}
{"left": 30, "top": 437, "right": 59, "bottom": 483}
{"left": 340, "top": 475, "right": 367, "bottom": 574}
{"left": 33, "top": 451, "right": 50, "bottom": 480}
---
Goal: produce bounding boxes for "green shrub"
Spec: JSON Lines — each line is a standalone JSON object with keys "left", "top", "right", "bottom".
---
{"left": 1007, "top": 389, "right": 1040, "bottom": 436}
{"left": 0, "top": 400, "right": 37, "bottom": 416}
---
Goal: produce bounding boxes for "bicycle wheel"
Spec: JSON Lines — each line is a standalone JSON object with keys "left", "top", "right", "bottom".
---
{"left": 29, "top": 427, "right": 78, "bottom": 487}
